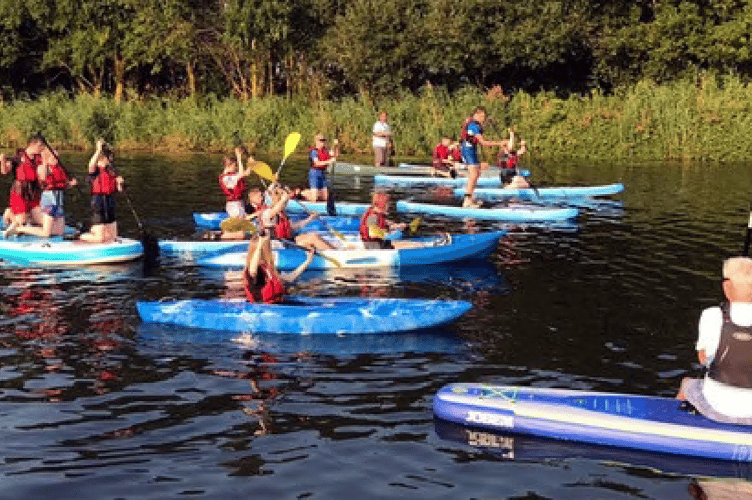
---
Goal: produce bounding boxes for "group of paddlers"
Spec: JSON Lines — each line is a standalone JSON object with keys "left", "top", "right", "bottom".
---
{"left": 2, "top": 135, "right": 124, "bottom": 243}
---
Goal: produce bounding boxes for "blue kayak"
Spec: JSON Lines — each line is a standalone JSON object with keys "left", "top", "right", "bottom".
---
{"left": 197, "top": 231, "right": 504, "bottom": 270}
{"left": 193, "top": 212, "right": 361, "bottom": 231}
{"left": 158, "top": 231, "right": 401, "bottom": 258}
{"left": 455, "top": 183, "right": 625, "bottom": 202}
{"left": 0, "top": 234, "right": 143, "bottom": 265}
{"left": 433, "top": 383, "right": 752, "bottom": 462}
{"left": 374, "top": 171, "right": 530, "bottom": 188}
{"left": 137, "top": 296, "right": 473, "bottom": 334}
{"left": 396, "top": 200, "right": 578, "bottom": 222}
{"left": 283, "top": 202, "right": 371, "bottom": 217}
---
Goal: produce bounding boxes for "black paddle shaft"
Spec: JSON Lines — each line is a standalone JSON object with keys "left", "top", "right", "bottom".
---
{"left": 744, "top": 193, "right": 752, "bottom": 256}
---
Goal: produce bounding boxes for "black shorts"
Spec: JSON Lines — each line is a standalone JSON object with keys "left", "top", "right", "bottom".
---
{"left": 91, "top": 195, "right": 116, "bottom": 225}
{"left": 363, "top": 239, "right": 393, "bottom": 250}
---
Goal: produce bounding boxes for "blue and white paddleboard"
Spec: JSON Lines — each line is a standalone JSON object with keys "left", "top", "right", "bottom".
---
{"left": 433, "top": 383, "right": 752, "bottom": 462}
{"left": 375, "top": 171, "right": 530, "bottom": 188}
{"left": 0, "top": 234, "right": 143, "bottom": 266}
{"left": 396, "top": 200, "right": 578, "bottom": 222}
{"left": 193, "top": 212, "right": 361, "bottom": 231}
{"left": 455, "top": 183, "right": 625, "bottom": 202}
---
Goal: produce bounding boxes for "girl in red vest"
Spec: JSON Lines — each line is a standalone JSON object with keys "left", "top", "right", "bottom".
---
{"left": 1, "top": 134, "right": 46, "bottom": 236}
{"left": 80, "top": 139, "right": 125, "bottom": 243}
{"left": 496, "top": 130, "right": 530, "bottom": 189}
{"left": 14, "top": 146, "right": 78, "bottom": 237}
{"left": 250, "top": 185, "right": 336, "bottom": 251}
{"left": 243, "top": 234, "right": 314, "bottom": 304}
{"left": 219, "top": 147, "right": 253, "bottom": 219}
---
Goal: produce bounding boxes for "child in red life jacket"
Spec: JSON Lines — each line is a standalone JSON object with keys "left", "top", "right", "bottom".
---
{"left": 263, "top": 185, "right": 336, "bottom": 251}
{"left": 1, "top": 134, "right": 46, "bottom": 236}
{"left": 219, "top": 147, "right": 254, "bottom": 219}
{"left": 497, "top": 130, "right": 530, "bottom": 189}
{"left": 79, "top": 139, "right": 125, "bottom": 243}
{"left": 359, "top": 191, "right": 427, "bottom": 250}
{"left": 432, "top": 136, "right": 462, "bottom": 178}
{"left": 14, "top": 146, "right": 78, "bottom": 237}
{"left": 243, "top": 234, "right": 315, "bottom": 304}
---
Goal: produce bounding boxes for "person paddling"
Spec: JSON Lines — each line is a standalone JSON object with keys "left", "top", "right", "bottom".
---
{"left": 14, "top": 145, "right": 78, "bottom": 237}
{"left": 243, "top": 233, "right": 314, "bottom": 304}
{"left": 304, "top": 134, "right": 337, "bottom": 202}
{"left": 497, "top": 130, "right": 530, "bottom": 189}
{"left": 220, "top": 147, "right": 253, "bottom": 219}
{"left": 250, "top": 185, "right": 335, "bottom": 251}
{"left": 459, "top": 106, "right": 507, "bottom": 208}
{"left": 676, "top": 256, "right": 752, "bottom": 424}
{"left": 359, "top": 191, "right": 427, "bottom": 250}
{"left": 1, "top": 134, "right": 46, "bottom": 236}
{"left": 79, "top": 139, "right": 125, "bottom": 243}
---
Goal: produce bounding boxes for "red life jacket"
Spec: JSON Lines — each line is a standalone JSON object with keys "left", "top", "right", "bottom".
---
{"left": 309, "top": 147, "right": 331, "bottom": 170}
{"left": 15, "top": 150, "right": 40, "bottom": 183}
{"left": 219, "top": 172, "right": 246, "bottom": 201}
{"left": 452, "top": 149, "right": 461, "bottom": 162}
{"left": 260, "top": 205, "right": 293, "bottom": 240}
{"left": 12, "top": 149, "right": 42, "bottom": 200}
{"left": 432, "top": 144, "right": 450, "bottom": 169}
{"left": 244, "top": 263, "right": 286, "bottom": 304}
{"left": 44, "top": 163, "right": 69, "bottom": 190}
{"left": 359, "top": 206, "right": 386, "bottom": 242}
{"left": 91, "top": 165, "right": 118, "bottom": 195}
{"left": 461, "top": 118, "right": 482, "bottom": 145}
{"left": 504, "top": 153, "right": 519, "bottom": 169}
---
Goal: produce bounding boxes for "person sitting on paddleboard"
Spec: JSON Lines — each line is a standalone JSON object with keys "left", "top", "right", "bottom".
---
{"left": 79, "top": 139, "right": 125, "bottom": 243}
{"left": 497, "top": 130, "right": 530, "bottom": 189}
{"left": 677, "top": 256, "right": 752, "bottom": 424}
{"left": 243, "top": 233, "right": 315, "bottom": 304}
{"left": 14, "top": 145, "right": 78, "bottom": 237}
{"left": 303, "top": 133, "right": 337, "bottom": 202}
{"left": 460, "top": 106, "right": 508, "bottom": 208}
{"left": 432, "top": 136, "right": 460, "bottom": 178}
{"left": 219, "top": 147, "right": 253, "bottom": 219}
{"left": 1, "top": 134, "right": 46, "bottom": 237}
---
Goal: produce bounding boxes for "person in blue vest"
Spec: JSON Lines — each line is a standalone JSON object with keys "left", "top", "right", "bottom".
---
{"left": 460, "top": 106, "right": 508, "bottom": 208}
{"left": 677, "top": 256, "right": 752, "bottom": 424}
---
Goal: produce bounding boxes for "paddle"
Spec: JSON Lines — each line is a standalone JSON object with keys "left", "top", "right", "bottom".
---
{"left": 326, "top": 137, "right": 338, "bottom": 216}
{"left": 408, "top": 217, "right": 421, "bottom": 233}
{"left": 276, "top": 132, "right": 301, "bottom": 178}
{"left": 36, "top": 132, "right": 86, "bottom": 233}
{"left": 283, "top": 239, "right": 342, "bottom": 268}
{"left": 121, "top": 188, "right": 160, "bottom": 264}
{"left": 744, "top": 191, "right": 752, "bottom": 256}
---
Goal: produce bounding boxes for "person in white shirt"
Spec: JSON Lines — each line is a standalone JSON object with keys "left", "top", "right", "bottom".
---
{"left": 372, "top": 111, "right": 392, "bottom": 167}
{"left": 677, "top": 256, "right": 752, "bottom": 423}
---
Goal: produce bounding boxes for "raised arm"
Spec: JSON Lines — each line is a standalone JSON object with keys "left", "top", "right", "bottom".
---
{"left": 281, "top": 248, "right": 315, "bottom": 282}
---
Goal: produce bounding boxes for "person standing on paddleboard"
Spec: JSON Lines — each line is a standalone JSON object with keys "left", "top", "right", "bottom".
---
{"left": 1, "top": 134, "right": 46, "bottom": 236}
{"left": 243, "top": 233, "right": 314, "bottom": 304}
{"left": 677, "top": 256, "right": 752, "bottom": 424}
{"left": 304, "top": 133, "right": 337, "bottom": 202}
{"left": 460, "top": 106, "right": 507, "bottom": 208}
{"left": 14, "top": 145, "right": 78, "bottom": 237}
{"left": 79, "top": 139, "right": 124, "bottom": 243}
{"left": 372, "top": 111, "right": 392, "bottom": 167}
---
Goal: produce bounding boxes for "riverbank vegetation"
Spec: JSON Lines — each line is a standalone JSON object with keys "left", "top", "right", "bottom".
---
{"left": 3, "top": 1, "right": 752, "bottom": 160}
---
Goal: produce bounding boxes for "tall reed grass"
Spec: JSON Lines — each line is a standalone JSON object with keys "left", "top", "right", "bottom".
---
{"left": 1, "top": 75, "right": 751, "bottom": 161}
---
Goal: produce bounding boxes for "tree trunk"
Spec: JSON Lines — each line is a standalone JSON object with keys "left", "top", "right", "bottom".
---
{"left": 186, "top": 61, "right": 197, "bottom": 96}
{"left": 113, "top": 52, "right": 126, "bottom": 103}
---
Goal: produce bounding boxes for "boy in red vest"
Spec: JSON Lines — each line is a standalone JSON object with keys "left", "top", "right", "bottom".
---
{"left": 80, "top": 139, "right": 125, "bottom": 243}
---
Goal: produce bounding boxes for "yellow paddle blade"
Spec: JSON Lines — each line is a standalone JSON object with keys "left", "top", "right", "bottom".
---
{"left": 368, "top": 224, "right": 387, "bottom": 240}
{"left": 220, "top": 217, "right": 258, "bottom": 234}
{"left": 251, "top": 161, "right": 275, "bottom": 182}
{"left": 408, "top": 217, "right": 422, "bottom": 233}
{"left": 283, "top": 132, "right": 301, "bottom": 160}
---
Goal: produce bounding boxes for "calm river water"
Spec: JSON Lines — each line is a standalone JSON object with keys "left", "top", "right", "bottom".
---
{"left": 0, "top": 152, "right": 750, "bottom": 499}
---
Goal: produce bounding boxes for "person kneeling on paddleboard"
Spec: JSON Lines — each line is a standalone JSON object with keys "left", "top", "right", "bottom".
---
{"left": 243, "top": 234, "right": 314, "bottom": 304}
{"left": 79, "top": 140, "right": 125, "bottom": 243}
{"left": 497, "top": 130, "right": 530, "bottom": 190}
{"left": 677, "top": 256, "right": 752, "bottom": 424}
{"left": 432, "top": 136, "right": 460, "bottom": 179}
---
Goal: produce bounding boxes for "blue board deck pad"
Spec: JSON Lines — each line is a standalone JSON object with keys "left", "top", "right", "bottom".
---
{"left": 433, "top": 383, "right": 752, "bottom": 462}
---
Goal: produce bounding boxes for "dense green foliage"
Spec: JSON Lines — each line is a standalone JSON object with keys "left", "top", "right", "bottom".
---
{"left": 6, "top": 0, "right": 752, "bottom": 99}
{"left": 4, "top": 75, "right": 752, "bottom": 161}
